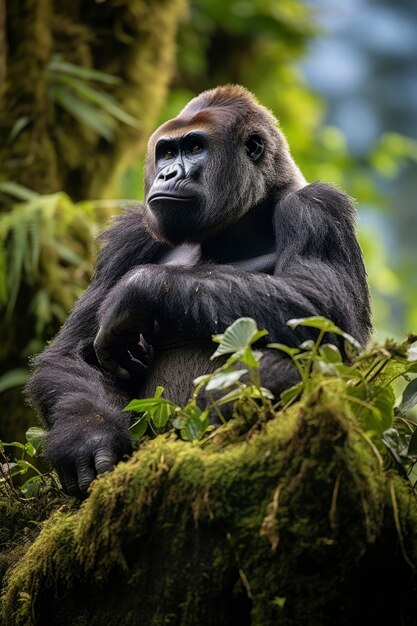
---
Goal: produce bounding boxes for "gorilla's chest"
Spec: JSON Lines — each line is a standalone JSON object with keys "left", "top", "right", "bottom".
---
{"left": 140, "top": 340, "right": 218, "bottom": 406}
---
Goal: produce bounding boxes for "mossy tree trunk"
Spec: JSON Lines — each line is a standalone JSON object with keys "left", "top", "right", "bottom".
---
{"left": 1, "top": 385, "right": 416, "bottom": 625}
{"left": 0, "top": 0, "right": 186, "bottom": 440}
{"left": 0, "top": 0, "right": 186, "bottom": 198}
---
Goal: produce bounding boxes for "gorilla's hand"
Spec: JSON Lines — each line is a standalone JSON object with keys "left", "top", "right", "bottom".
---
{"left": 94, "top": 271, "right": 156, "bottom": 379}
{"left": 46, "top": 409, "right": 132, "bottom": 498}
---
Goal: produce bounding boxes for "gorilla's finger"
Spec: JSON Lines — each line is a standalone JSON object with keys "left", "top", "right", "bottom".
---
{"left": 56, "top": 465, "right": 67, "bottom": 492}
{"left": 130, "top": 334, "right": 154, "bottom": 365}
{"left": 94, "top": 448, "right": 116, "bottom": 475}
{"left": 61, "top": 468, "right": 82, "bottom": 498}
{"left": 139, "top": 333, "right": 154, "bottom": 355}
{"left": 94, "top": 332, "right": 130, "bottom": 379}
{"left": 76, "top": 461, "right": 96, "bottom": 494}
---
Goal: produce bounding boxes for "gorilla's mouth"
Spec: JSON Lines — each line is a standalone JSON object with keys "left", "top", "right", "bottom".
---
{"left": 148, "top": 193, "right": 195, "bottom": 204}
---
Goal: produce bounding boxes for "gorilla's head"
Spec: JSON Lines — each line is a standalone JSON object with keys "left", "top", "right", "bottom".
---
{"left": 144, "top": 85, "right": 304, "bottom": 245}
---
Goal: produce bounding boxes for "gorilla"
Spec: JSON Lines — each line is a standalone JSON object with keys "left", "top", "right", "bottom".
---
{"left": 26, "top": 85, "right": 371, "bottom": 497}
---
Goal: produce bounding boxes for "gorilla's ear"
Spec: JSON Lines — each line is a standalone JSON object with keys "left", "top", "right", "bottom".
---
{"left": 245, "top": 134, "right": 264, "bottom": 163}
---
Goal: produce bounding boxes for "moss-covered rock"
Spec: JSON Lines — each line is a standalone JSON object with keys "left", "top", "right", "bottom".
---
{"left": 1, "top": 383, "right": 417, "bottom": 625}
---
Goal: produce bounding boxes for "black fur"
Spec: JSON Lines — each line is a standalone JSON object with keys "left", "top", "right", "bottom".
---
{"left": 26, "top": 86, "right": 372, "bottom": 496}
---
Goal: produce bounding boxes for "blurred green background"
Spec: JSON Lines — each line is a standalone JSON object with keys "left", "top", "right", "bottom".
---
{"left": 1, "top": 0, "right": 416, "bottom": 440}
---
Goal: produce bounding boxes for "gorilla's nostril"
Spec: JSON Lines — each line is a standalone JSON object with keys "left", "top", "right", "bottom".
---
{"left": 163, "top": 169, "right": 178, "bottom": 181}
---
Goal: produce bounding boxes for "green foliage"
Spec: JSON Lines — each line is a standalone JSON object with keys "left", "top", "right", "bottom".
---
{"left": 125, "top": 317, "right": 417, "bottom": 486}
{"left": 2, "top": 360, "right": 417, "bottom": 626}
{"left": 125, "top": 318, "right": 274, "bottom": 441}
{"left": 0, "top": 183, "right": 110, "bottom": 357}
{"left": 47, "top": 57, "right": 140, "bottom": 142}
{"left": 0, "top": 426, "right": 52, "bottom": 498}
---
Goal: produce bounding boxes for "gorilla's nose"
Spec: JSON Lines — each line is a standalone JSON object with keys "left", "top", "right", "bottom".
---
{"left": 156, "top": 163, "right": 185, "bottom": 186}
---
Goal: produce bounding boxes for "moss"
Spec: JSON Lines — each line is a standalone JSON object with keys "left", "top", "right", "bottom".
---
{"left": 1, "top": 382, "right": 416, "bottom": 625}
{"left": 0, "top": 0, "right": 186, "bottom": 199}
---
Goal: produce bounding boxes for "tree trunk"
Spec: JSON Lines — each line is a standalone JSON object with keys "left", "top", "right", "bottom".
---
{"left": 0, "top": 0, "right": 186, "bottom": 198}
{"left": 0, "top": 0, "right": 186, "bottom": 440}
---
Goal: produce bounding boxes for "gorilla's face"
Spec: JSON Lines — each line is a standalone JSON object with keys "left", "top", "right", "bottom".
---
{"left": 143, "top": 96, "right": 272, "bottom": 245}
{"left": 144, "top": 130, "right": 209, "bottom": 244}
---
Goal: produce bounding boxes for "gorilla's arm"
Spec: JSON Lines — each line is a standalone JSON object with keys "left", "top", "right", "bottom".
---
{"left": 95, "top": 184, "right": 372, "bottom": 375}
{"left": 26, "top": 208, "right": 169, "bottom": 496}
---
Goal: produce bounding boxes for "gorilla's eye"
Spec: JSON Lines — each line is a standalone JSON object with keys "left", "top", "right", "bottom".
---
{"left": 190, "top": 144, "right": 202, "bottom": 154}
{"left": 245, "top": 134, "right": 264, "bottom": 163}
{"left": 163, "top": 149, "right": 174, "bottom": 159}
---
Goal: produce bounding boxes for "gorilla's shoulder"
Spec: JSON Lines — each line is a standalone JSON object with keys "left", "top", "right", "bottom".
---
{"left": 284, "top": 181, "right": 356, "bottom": 225}
{"left": 295, "top": 182, "right": 355, "bottom": 221}
{"left": 100, "top": 202, "right": 148, "bottom": 244}
{"left": 95, "top": 203, "right": 169, "bottom": 281}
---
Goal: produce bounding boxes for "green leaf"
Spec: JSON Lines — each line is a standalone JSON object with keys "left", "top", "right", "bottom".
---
{"left": 193, "top": 373, "right": 213, "bottom": 386}
{"left": 206, "top": 368, "right": 247, "bottom": 391}
{"left": 211, "top": 318, "right": 267, "bottom": 359}
{"left": 154, "top": 386, "right": 164, "bottom": 399}
{"left": 1, "top": 441, "right": 26, "bottom": 450}
{"left": 25, "top": 427, "right": 46, "bottom": 454}
{"left": 215, "top": 388, "right": 246, "bottom": 406}
{"left": 312, "top": 361, "right": 339, "bottom": 376}
{"left": 280, "top": 382, "right": 304, "bottom": 405}
{"left": 374, "top": 386, "right": 395, "bottom": 430}
{"left": 8, "top": 117, "right": 30, "bottom": 143}
{"left": 51, "top": 85, "right": 116, "bottom": 141}
{"left": 382, "top": 428, "right": 407, "bottom": 464}
{"left": 334, "top": 363, "right": 362, "bottom": 379}
{"left": 48, "top": 58, "right": 121, "bottom": 84}
{"left": 319, "top": 344, "right": 343, "bottom": 363}
{"left": 180, "top": 407, "right": 208, "bottom": 441}
{"left": 20, "top": 476, "right": 42, "bottom": 497}
{"left": 0, "top": 368, "right": 30, "bottom": 393}
{"left": 408, "top": 462, "right": 417, "bottom": 487}
{"left": 55, "top": 74, "right": 140, "bottom": 128}
{"left": 287, "top": 316, "right": 336, "bottom": 330}
{"left": 347, "top": 384, "right": 394, "bottom": 434}
{"left": 124, "top": 398, "right": 176, "bottom": 413}
{"left": 400, "top": 378, "right": 417, "bottom": 413}
{"left": 49, "top": 241, "right": 89, "bottom": 268}
{"left": 10, "top": 464, "right": 27, "bottom": 477}
{"left": 10, "top": 459, "right": 32, "bottom": 476}
{"left": 249, "top": 386, "right": 274, "bottom": 400}
{"left": 24, "top": 442, "right": 36, "bottom": 457}
{"left": 0, "top": 182, "right": 39, "bottom": 201}
{"left": 240, "top": 347, "right": 262, "bottom": 368}
{"left": 407, "top": 428, "right": 417, "bottom": 456}
{"left": 287, "top": 316, "right": 362, "bottom": 350}
{"left": 126, "top": 387, "right": 175, "bottom": 430}
{"left": 151, "top": 401, "right": 176, "bottom": 429}
{"left": 172, "top": 416, "right": 187, "bottom": 429}
{"left": 299, "top": 339, "right": 315, "bottom": 351}
{"left": 268, "top": 343, "right": 300, "bottom": 357}
{"left": 128, "top": 415, "right": 148, "bottom": 439}
{"left": 183, "top": 404, "right": 204, "bottom": 419}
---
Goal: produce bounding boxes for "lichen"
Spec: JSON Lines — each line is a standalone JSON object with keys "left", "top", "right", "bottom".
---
{"left": 1, "top": 382, "right": 416, "bottom": 625}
